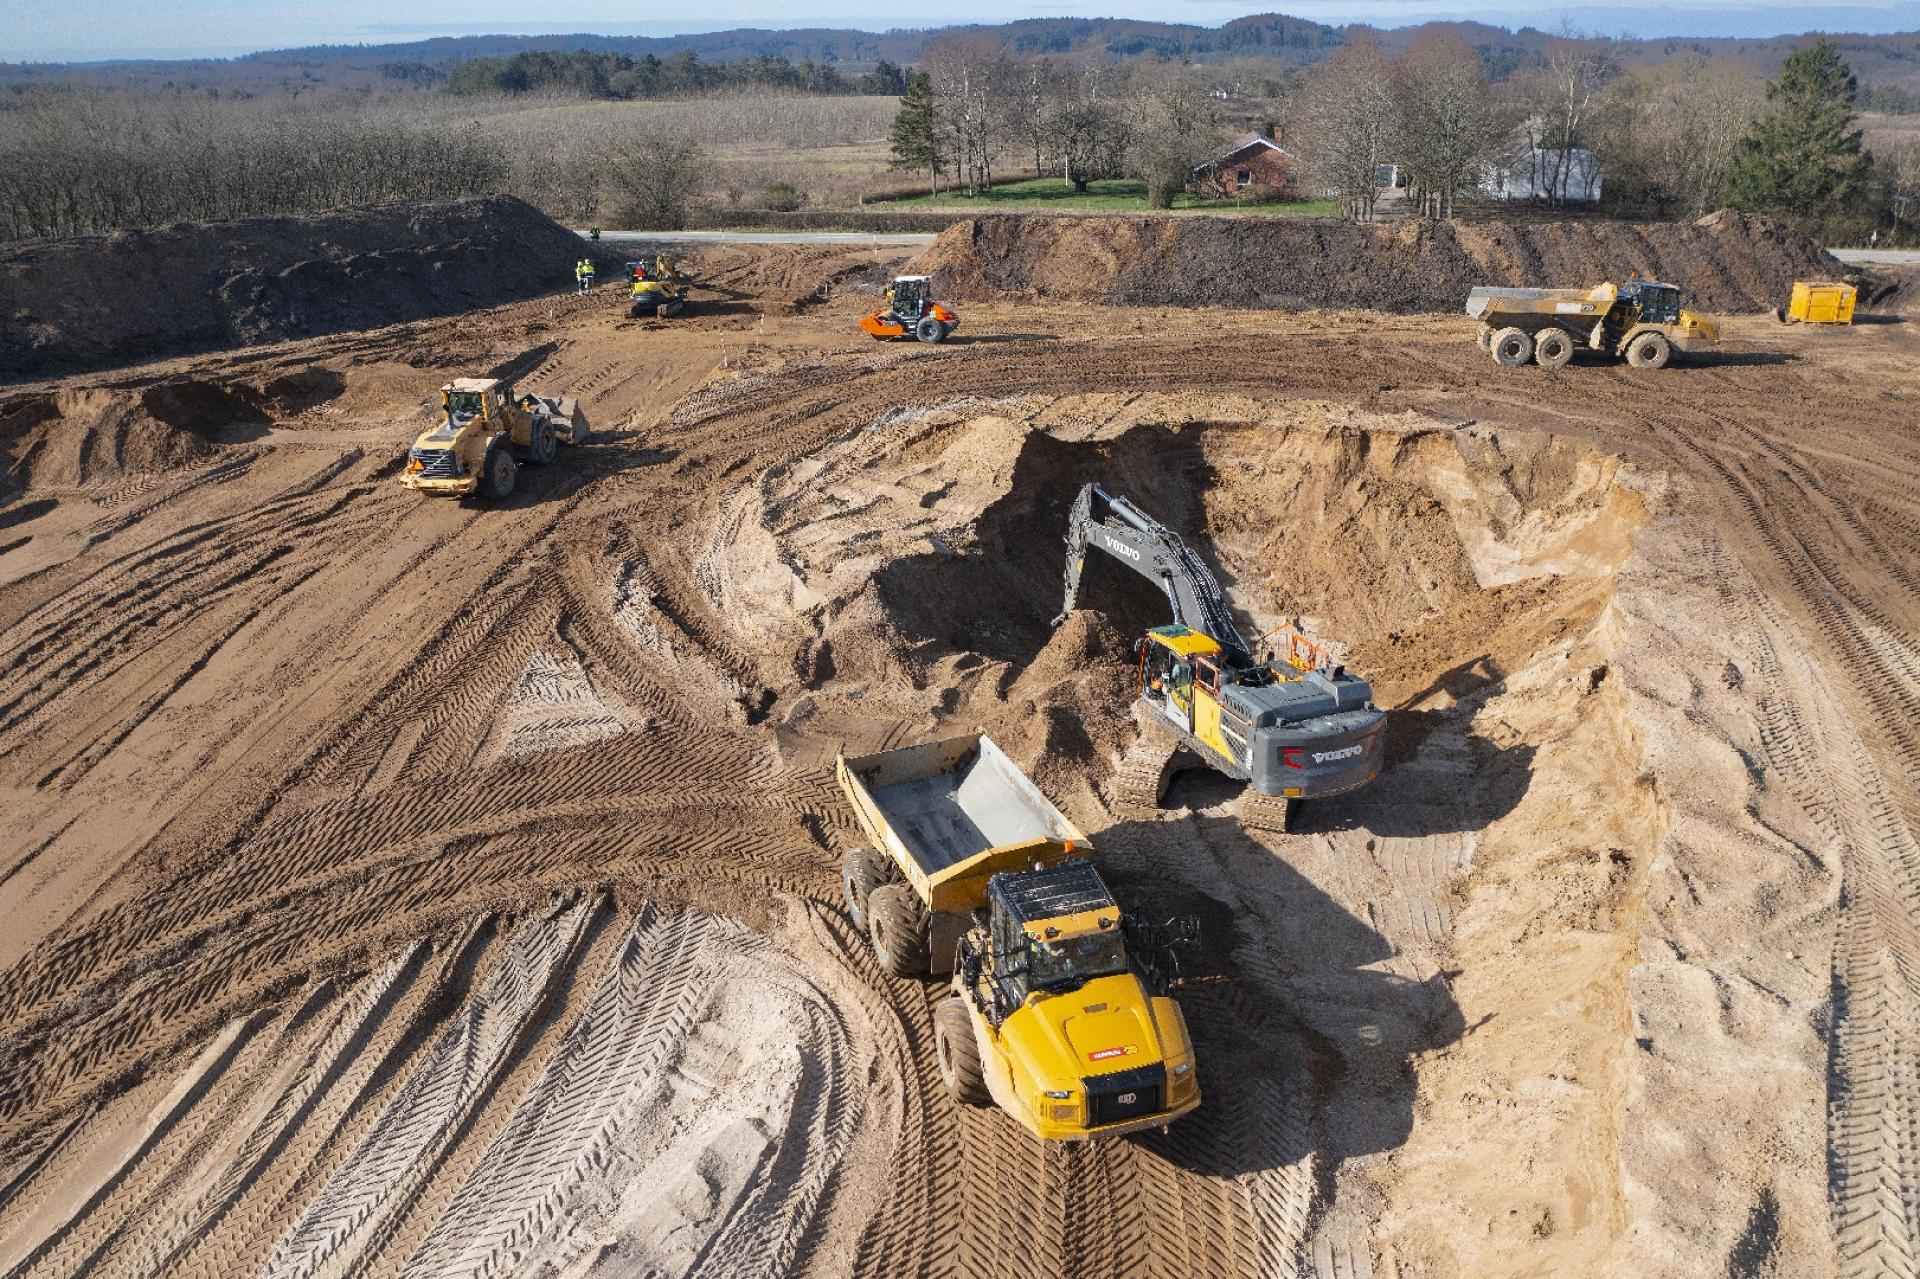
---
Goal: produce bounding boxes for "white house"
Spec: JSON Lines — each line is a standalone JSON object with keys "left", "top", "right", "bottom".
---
{"left": 1481, "top": 148, "right": 1603, "bottom": 202}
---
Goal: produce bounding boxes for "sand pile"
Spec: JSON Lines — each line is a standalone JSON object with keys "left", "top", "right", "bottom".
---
{"left": 0, "top": 370, "right": 338, "bottom": 492}
{"left": 0, "top": 196, "right": 609, "bottom": 379}
{"left": 910, "top": 210, "right": 1846, "bottom": 314}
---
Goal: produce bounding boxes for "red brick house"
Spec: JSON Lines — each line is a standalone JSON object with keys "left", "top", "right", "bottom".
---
{"left": 1193, "top": 132, "right": 1300, "bottom": 199}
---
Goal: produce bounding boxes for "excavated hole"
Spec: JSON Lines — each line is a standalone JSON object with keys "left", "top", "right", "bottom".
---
{"left": 716, "top": 394, "right": 1648, "bottom": 1204}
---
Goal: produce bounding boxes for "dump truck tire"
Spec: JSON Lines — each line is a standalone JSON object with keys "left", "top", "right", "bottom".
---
{"left": 1625, "top": 331, "right": 1672, "bottom": 369}
{"left": 1490, "top": 327, "right": 1533, "bottom": 367}
{"left": 916, "top": 316, "right": 946, "bottom": 344}
{"left": 868, "top": 884, "right": 929, "bottom": 976}
{"left": 1534, "top": 328, "right": 1574, "bottom": 370}
{"left": 935, "top": 997, "right": 991, "bottom": 1105}
{"left": 1475, "top": 327, "right": 1492, "bottom": 351}
{"left": 841, "top": 845, "right": 891, "bottom": 931}
{"left": 477, "top": 443, "right": 516, "bottom": 500}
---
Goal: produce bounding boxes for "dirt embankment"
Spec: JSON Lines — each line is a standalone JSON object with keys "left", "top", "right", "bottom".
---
{"left": 910, "top": 210, "right": 1848, "bottom": 314}
{"left": 0, "top": 196, "right": 610, "bottom": 379}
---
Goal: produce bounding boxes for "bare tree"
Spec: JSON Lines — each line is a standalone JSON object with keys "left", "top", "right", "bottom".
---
{"left": 1128, "top": 65, "right": 1224, "bottom": 210}
{"left": 923, "top": 36, "right": 1013, "bottom": 197}
{"left": 1392, "top": 34, "right": 1508, "bottom": 219}
{"left": 1048, "top": 62, "right": 1129, "bottom": 192}
{"left": 1590, "top": 59, "right": 1763, "bottom": 216}
{"left": 601, "top": 129, "right": 703, "bottom": 229}
{"left": 1292, "top": 37, "right": 1395, "bottom": 221}
{"left": 1518, "top": 27, "right": 1619, "bottom": 204}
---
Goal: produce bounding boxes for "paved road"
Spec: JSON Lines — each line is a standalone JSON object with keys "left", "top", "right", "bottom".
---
{"left": 1831, "top": 249, "right": 1920, "bottom": 265}
{"left": 583, "top": 229, "right": 938, "bottom": 247}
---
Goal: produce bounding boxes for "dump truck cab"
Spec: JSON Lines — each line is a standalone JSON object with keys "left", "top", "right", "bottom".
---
{"left": 401, "top": 376, "right": 583, "bottom": 500}
{"left": 862, "top": 274, "right": 959, "bottom": 343}
{"left": 627, "top": 254, "right": 688, "bottom": 318}
{"left": 945, "top": 859, "right": 1201, "bottom": 1141}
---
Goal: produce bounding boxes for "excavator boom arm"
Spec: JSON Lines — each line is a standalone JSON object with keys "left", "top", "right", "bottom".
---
{"left": 1058, "top": 483, "right": 1252, "bottom": 667}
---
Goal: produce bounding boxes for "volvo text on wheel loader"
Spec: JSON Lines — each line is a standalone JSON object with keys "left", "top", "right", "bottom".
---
{"left": 1057, "top": 483, "right": 1385, "bottom": 833}
{"left": 861, "top": 275, "right": 959, "bottom": 344}
{"left": 626, "top": 255, "right": 689, "bottom": 318}
{"left": 401, "top": 377, "right": 586, "bottom": 501}
{"left": 837, "top": 732, "right": 1202, "bottom": 1141}
{"left": 1466, "top": 279, "right": 1719, "bottom": 370}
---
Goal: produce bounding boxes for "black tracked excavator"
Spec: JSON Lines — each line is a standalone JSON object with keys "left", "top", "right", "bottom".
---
{"left": 1056, "top": 483, "right": 1386, "bottom": 832}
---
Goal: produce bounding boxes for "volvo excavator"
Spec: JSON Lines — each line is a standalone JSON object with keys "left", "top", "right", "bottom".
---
{"left": 1057, "top": 483, "right": 1386, "bottom": 832}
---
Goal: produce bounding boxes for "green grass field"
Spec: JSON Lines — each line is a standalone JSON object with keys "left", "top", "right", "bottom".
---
{"left": 884, "top": 176, "right": 1337, "bottom": 215}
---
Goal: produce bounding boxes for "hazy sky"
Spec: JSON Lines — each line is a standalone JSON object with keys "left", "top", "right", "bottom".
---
{"left": 4, "top": 0, "right": 1916, "bottom": 62}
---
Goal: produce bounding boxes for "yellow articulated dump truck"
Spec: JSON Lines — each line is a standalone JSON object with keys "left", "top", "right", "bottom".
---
{"left": 837, "top": 732, "right": 1202, "bottom": 1140}
{"left": 1466, "top": 279, "right": 1719, "bottom": 369}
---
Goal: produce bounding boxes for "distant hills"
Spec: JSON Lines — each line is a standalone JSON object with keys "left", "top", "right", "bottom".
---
{"left": 7, "top": 15, "right": 1920, "bottom": 97}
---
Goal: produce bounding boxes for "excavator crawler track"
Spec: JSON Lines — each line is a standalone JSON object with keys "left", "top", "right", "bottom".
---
{"left": 1113, "top": 735, "right": 1179, "bottom": 818}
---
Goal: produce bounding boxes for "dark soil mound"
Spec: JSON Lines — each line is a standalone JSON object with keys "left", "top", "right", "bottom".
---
{"left": 910, "top": 209, "right": 1849, "bottom": 314}
{"left": 0, "top": 196, "right": 609, "bottom": 379}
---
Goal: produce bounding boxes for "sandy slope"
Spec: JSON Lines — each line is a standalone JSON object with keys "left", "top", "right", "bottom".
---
{"left": 0, "top": 255, "right": 1915, "bottom": 1277}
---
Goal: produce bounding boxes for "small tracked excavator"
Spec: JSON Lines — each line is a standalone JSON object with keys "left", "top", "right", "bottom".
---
{"left": 1056, "top": 483, "right": 1385, "bottom": 832}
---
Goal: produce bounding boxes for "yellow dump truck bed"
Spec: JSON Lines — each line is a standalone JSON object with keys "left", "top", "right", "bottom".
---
{"left": 836, "top": 733, "right": 1088, "bottom": 915}
{"left": 1789, "top": 281, "right": 1856, "bottom": 325}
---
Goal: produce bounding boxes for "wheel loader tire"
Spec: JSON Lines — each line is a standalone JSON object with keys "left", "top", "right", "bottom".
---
{"left": 529, "top": 421, "right": 557, "bottom": 465}
{"left": 840, "top": 845, "right": 891, "bottom": 932}
{"left": 477, "top": 443, "right": 516, "bottom": 500}
{"left": 935, "top": 997, "right": 991, "bottom": 1106}
{"left": 1625, "top": 331, "right": 1672, "bottom": 369}
{"left": 1490, "top": 326, "right": 1534, "bottom": 367}
{"left": 867, "top": 884, "right": 929, "bottom": 977}
{"left": 1533, "top": 328, "right": 1574, "bottom": 370}
{"left": 916, "top": 316, "right": 946, "bottom": 344}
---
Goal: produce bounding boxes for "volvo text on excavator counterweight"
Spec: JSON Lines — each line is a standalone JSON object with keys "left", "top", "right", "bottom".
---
{"left": 1056, "top": 483, "right": 1386, "bottom": 831}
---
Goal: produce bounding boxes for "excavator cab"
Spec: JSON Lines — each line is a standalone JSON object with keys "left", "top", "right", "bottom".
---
{"left": 1138, "top": 626, "right": 1222, "bottom": 731}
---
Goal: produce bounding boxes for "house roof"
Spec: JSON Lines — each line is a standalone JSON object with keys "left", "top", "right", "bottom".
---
{"left": 1194, "top": 132, "right": 1294, "bottom": 174}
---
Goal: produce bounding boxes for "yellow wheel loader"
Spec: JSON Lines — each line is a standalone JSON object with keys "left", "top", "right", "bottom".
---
{"left": 1058, "top": 483, "right": 1385, "bottom": 833}
{"left": 837, "top": 732, "right": 1202, "bottom": 1141}
{"left": 401, "top": 377, "right": 586, "bottom": 500}
{"left": 1466, "top": 279, "right": 1719, "bottom": 370}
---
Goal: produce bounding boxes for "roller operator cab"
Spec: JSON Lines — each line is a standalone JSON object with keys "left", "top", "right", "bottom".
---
{"left": 1137, "top": 624, "right": 1384, "bottom": 802}
{"left": 945, "top": 860, "right": 1202, "bottom": 1141}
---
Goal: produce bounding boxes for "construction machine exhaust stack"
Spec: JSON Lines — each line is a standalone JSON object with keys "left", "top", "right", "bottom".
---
{"left": 1057, "top": 483, "right": 1386, "bottom": 832}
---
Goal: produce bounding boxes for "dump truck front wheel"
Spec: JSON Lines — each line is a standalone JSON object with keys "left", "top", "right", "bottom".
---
{"left": 868, "top": 884, "right": 929, "bottom": 976}
{"left": 841, "top": 845, "right": 892, "bottom": 931}
{"left": 935, "top": 997, "right": 991, "bottom": 1105}
{"left": 1625, "top": 331, "right": 1672, "bottom": 370}
{"left": 1534, "top": 328, "right": 1574, "bottom": 370}
{"left": 1490, "top": 327, "right": 1533, "bottom": 367}
{"left": 477, "top": 443, "right": 516, "bottom": 500}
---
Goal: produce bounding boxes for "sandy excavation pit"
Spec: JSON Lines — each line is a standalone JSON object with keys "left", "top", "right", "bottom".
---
{"left": 1, "top": 240, "right": 1914, "bottom": 1278}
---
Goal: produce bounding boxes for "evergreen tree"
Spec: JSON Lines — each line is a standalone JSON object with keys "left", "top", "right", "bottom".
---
{"left": 1726, "top": 40, "right": 1874, "bottom": 223}
{"left": 889, "top": 72, "right": 945, "bottom": 197}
